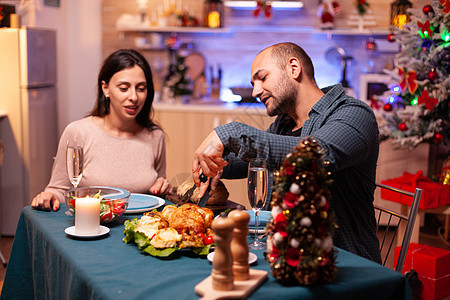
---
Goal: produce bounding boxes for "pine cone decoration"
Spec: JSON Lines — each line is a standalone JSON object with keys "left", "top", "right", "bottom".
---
{"left": 266, "top": 137, "right": 338, "bottom": 285}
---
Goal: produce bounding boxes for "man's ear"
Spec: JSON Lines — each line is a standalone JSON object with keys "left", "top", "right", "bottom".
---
{"left": 287, "top": 57, "right": 302, "bottom": 80}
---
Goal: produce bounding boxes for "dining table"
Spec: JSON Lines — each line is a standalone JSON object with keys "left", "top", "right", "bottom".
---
{"left": 1, "top": 202, "right": 412, "bottom": 300}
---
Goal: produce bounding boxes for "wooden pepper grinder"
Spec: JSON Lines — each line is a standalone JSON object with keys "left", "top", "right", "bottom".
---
{"left": 229, "top": 206, "right": 250, "bottom": 281}
{"left": 211, "top": 212, "right": 235, "bottom": 291}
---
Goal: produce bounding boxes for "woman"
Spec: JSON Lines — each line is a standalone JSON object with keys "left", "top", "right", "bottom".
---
{"left": 32, "top": 49, "right": 171, "bottom": 211}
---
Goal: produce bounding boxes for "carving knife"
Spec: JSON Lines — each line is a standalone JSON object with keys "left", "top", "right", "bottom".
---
{"left": 197, "top": 174, "right": 210, "bottom": 207}
{"left": 179, "top": 173, "right": 208, "bottom": 206}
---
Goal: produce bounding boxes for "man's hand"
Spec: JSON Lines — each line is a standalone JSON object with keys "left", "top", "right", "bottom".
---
{"left": 197, "top": 170, "right": 223, "bottom": 198}
{"left": 192, "top": 130, "right": 229, "bottom": 187}
{"left": 31, "top": 191, "right": 60, "bottom": 211}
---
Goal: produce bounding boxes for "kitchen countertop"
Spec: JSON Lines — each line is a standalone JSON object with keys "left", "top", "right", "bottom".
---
{"left": 153, "top": 100, "right": 267, "bottom": 114}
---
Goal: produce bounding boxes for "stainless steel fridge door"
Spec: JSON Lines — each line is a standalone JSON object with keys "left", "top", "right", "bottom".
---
{"left": 26, "top": 86, "right": 58, "bottom": 203}
{"left": 20, "top": 27, "right": 57, "bottom": 88}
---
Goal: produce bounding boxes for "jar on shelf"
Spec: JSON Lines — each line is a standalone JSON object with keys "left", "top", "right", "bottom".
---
{"left": 204, "top": 0, "right": 224, "bottom": 28}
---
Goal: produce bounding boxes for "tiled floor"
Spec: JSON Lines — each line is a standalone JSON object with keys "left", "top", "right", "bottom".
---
{"left": 0, "top": 214, "right": 449, "bottom": 296}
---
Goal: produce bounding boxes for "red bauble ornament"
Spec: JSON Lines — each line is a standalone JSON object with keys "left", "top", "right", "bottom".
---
{"left": 365, "top": 38, "right": 377, "bottom": 51}
{"left": 427, "top": 69, "right": 438, "bottom": 81}
{"left": 423, "top": 4, "right": 434, "bottom": 16}
{"left": 387, "top": 33, "right": 396, "bottom": 42}
{"left": 434, "top": 132, "right": 444, "bottom": 143}
{"left": 398, "top": 122, "right": 408, "bottom": 131}
{"left": 383, "top": 103, "right": 393, "bottom": 112}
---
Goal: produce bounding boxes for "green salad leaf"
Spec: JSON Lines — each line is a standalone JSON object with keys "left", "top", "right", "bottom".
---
{"left": 143, "top": 245, "right": 178, "bottom": 257}
{"left": 123, "top": 218, "right": 139, "bottom": 243}
{"left": 192, "top": 244, "right": 213, "bottom": 256}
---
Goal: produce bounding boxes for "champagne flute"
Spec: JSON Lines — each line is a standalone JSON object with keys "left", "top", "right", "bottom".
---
{"left": 66, "top": 144, "right": 83, "bottom": 189}
{"left": 247, "top": 158, "right": 268, "bottom": 250}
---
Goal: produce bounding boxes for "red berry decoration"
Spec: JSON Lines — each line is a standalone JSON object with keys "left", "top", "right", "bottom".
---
{"left": 427, "top": 69, "right": 438, "bottom": 81}
{"left": 387, "top": 33, "right": 396, "bottom": 43}
{"left": 365, "top": 38, "right": 377, "bottom": 51}
{"left": 398, "top": 122, "right": 408, "bottom": 131}
{"left": 434, "top": 132, "right": 444, "bottom": 143}
{"left": 423, "top": 4, "right": 434, "bottom": 16}
{"left": 383, "top": 103, "right": 393, "bottom": 112}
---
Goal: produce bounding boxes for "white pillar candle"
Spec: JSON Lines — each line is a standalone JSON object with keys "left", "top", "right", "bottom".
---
{"left": 75, "top": 197, "right": 100, "bottom": 235}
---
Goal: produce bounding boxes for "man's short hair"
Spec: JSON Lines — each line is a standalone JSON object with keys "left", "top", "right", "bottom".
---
{"left": 269, "top": 42, "right": 316, "bottom": 80}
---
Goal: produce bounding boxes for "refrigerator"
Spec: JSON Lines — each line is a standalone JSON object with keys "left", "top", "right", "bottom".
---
{"left": 0, "top": 27, "right": 58, "bottom": 235}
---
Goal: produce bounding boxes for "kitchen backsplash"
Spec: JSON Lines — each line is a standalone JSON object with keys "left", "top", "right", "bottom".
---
{"left": 102, "top": 0, "right": 426, "bottom": 100}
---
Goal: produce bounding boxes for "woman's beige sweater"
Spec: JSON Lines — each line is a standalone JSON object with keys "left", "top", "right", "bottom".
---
{"left": 45, "top": 116, "right": 166, "bottom": 202}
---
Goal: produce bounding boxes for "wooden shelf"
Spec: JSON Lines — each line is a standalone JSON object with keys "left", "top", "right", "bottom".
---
{"left": 116, "top": 24, "right": 389, "bottom": 37}
{"left": 116, "top": 25, "right": 231, "bottom": 34}
{"left": 312, "top": 28, "right": 390, "bottom": 37}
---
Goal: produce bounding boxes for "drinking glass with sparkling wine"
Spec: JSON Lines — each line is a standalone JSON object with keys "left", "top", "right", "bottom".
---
{"left": 247, "top": 158, "right": 268, "bottom": 250}
{"left": 66, "top": 143, "right": 83, "bottom": 189}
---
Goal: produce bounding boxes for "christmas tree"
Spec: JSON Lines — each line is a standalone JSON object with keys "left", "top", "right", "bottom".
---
{"left": 266, "top": 137, "right": 338, "bottom": 285}
{"left": 164, "top": 54, "right": 193, "bottom": 98}
{"left": 375, "top": 0, "right": 450, "bottom": 150}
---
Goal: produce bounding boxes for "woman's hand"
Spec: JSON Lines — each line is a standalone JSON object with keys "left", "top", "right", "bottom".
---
{"left": 31, "top": 191, "right": 60, "bottom": 211}
{"left": 150, "top": 177, "right": 172, "bottom": 196}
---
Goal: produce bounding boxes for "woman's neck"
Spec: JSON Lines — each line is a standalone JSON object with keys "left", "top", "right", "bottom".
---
{"left": 95, "top": 115, "right": 143, "bottom": 138}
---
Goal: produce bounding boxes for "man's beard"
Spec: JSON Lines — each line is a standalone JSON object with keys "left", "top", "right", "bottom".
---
{"left": 266, "top": 77, "right": 297, "bottom": 117}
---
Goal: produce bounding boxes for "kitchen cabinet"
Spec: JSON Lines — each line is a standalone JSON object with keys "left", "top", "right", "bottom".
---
{"left": 153, "top": 102, "right": 275, "bottom": 208}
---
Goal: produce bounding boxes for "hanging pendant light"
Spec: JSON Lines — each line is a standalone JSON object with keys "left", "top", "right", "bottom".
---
{"left": 390, "top": 0, "right": 412, "bottom": 29}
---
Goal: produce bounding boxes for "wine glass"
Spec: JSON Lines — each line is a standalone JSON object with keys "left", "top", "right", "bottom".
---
{"left": 247, "top": 158, "right": 268, "bottom": 250}
{"left": 66, "top": 143, "right": 84, "bottom": 189}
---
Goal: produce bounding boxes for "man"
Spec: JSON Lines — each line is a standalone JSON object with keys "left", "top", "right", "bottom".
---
{"left": 192, "top": 42, "right": 381, "bottom": 263}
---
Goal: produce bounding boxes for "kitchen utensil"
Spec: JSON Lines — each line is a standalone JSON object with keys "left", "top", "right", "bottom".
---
{"left": 178, "top": 173, "right": 208, "bottom": 206}
{"left": 197, "top": 174, "right": 210, "bottom": 207}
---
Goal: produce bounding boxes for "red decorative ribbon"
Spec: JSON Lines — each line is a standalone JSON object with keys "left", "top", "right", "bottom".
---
{"left": 418, "top": 90, "right": 438, "bottom": 110}
{"left": 369, "top": 97, "right": 380, "bottom": 110}
{"left": 398, "top": 68, "right": 418, "bottom": 94}
{"left": 417, "top": 20, "right": 433, "bottom": 37}
{"left": 441, "top": 0, "right": 450, "bottom": 13}
{"left": 253, "top": 1, "right": 272, "bottom": 19}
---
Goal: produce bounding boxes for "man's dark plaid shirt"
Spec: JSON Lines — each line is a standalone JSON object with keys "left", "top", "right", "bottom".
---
{"left": 215, "top": 84, "right": 381, "bottom": 263}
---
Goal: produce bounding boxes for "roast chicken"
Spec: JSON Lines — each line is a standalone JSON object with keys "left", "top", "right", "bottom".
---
{"left": 141, "top": 204, "right": 214, "bottom": 249}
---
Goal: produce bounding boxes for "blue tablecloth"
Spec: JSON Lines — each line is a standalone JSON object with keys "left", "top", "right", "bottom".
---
{"left": 1, "top": 204, "right": 412, "bottom": 300}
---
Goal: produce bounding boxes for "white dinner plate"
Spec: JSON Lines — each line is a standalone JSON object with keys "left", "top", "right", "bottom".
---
{"left": 124, "top": 193, "right": 165, "bottom": 214}
{"left": 207, "top": 251, "right": 258, "bottom": 265}
{"left": 65, "top": 225, "right": 110, "bottom": 238}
